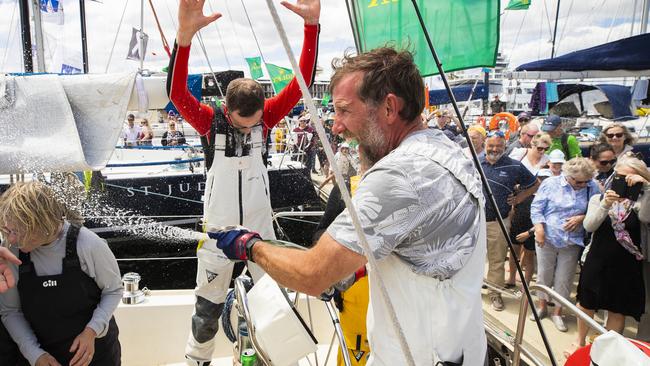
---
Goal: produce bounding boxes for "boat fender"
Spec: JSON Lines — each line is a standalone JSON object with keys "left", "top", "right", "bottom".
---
{"left": 489, "top": 112, "right": 519, "bottom": 140}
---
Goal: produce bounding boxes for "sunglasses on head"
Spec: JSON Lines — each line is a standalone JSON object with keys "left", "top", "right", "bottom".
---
{"left": 487, "top": 130, "right": 505, "bottom": 138}
{"left": 606, "top": 132, "right": 624, "bottom": 139}
{"left": 599, "top": 159, "right": 617, "bottom": 166}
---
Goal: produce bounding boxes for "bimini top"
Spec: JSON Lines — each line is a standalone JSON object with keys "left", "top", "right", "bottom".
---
{"left": 509, "top": 34, "right": 650, "bottom": 80}
{"left": 428, "top": 82, "right": 489, "bottom": 106}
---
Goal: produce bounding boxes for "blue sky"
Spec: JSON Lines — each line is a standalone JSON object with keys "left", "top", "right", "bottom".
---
{"left": 0, "top": 0, "right": 645, "bottom": 80}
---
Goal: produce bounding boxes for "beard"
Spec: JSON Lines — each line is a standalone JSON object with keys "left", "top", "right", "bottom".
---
{"left": 356, "top": 111, "right": 388, "bottom": 167}
{"left": 486, "top": 151, "right": 504, "bottom": 163}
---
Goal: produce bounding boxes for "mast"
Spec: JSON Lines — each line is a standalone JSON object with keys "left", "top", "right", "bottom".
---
{"left": 642, "top": 0, "right": 650, "bottom": 34}
{"left": 18, "top": 0, "right": 33, "bottom": 72}
{"left": 550, "top": 0, "right": 561, "bottom": 58}
{"left": 31, "top": 0, "right": 46, "bottom": 72}
{"left": 139, "top": 0, "right": 144, "bottom": 72}
{"left": 80, "top": 0, "right": 89, "bottom": 73}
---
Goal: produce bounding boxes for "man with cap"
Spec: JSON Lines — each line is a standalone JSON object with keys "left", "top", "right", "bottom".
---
{"left": 490, "top": 95, "right": 506, "bottom": 114}
{"left": 542, "top": 115, "right": 582, "bottom": 159}
{"left": 294, "top": 114, "right": 317, "bottom": 173}
{"left": 505, "top": 122, "right": 539, "bottom": 156}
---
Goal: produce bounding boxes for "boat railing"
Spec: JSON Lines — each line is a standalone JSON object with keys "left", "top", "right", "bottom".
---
{"left": 511, "top": 284, "right": 608, "bottom": 366}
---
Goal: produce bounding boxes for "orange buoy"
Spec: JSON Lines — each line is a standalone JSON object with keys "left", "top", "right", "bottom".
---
{"left": 489, "top": 112, "right": 519, "bottom": 139}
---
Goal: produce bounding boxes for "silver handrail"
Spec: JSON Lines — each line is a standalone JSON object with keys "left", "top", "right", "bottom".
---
{"left": 234, "top": 277, "right": 273, "bottom": 366}
{"left": 511, "top": 284, "right": 608, "bottom": 366}
{"left": 273, "top": 211, "right": 325, "bottom": 219}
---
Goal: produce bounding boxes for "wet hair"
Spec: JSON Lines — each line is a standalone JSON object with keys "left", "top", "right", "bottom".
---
{"left": 225, "top": 78, "right": 265, "bottom": 117}
{"left": 0, "top": 182, "right": 65, "bottom": 245}
{"left": 617, "top": 153, "right": 650, "bottom": 182}
{"left": 562, "top": 157, "right": 595, "bottom": 179}
{"left": 589, "top": 143, "right": 615, "bottom": 160}
{"left": 599, "top": 123, "right": 636, "bottom": 146}
{"left": 330, "top": 47, "right": 424, "bottom": 123}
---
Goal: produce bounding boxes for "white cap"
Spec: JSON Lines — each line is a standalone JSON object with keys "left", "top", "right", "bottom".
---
{"left": 339, "top": 142, "right": 350, "bottom": 149}
{"left": 548, "top": 149, "right": 566, "bottom": 163}
{"left": 537, "top": 168, "right": 552, "bottom": 177}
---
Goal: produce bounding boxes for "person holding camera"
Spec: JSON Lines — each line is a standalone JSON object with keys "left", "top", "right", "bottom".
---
{"left": 570, "top": 153, "right": 650, "bottom": 354}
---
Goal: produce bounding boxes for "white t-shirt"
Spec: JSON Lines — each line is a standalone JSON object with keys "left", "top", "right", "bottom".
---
{"left": 509, "top": 147, "right": 549, "bottom": 176}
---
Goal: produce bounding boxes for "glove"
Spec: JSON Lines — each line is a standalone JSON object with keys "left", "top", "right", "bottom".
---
{"left": 207, "top": 227, "right": 262, "bottom": 261}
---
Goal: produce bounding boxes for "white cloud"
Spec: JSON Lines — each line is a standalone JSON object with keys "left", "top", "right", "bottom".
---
{"left": 0, "top": 0, "right": 645, "bottom": 77}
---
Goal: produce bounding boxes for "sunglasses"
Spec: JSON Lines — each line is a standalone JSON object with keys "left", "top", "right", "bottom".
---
{"left": 570, "top": 176, "right": 590, "bottom": 185}
{"left": 606, "top": 133, "right": 624, "bottom": 139}
{"left": 599, "top": 159, "right": 617, "bottom": 166}
{"left": 535, "top": 146, "right": 549, "bottom": 152}
{"left": 525, "top": 132, "right": 537, "bottom": 138}
{"left": 487, "top": 130, "right": 505, "bottom": 138}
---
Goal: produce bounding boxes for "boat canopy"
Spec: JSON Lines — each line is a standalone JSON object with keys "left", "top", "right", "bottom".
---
{"left": 428, "top": 82, "right": 489, "bottom": 106}
{"left": 548, "top": 84, "right": 634, "bottom": 120}
{"left": 508, "top": 34, "right": 650, "bottom": 80}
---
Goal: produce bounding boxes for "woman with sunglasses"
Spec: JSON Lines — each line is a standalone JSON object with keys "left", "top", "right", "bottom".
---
{"left": 569, "top": 153, "right": 650, "bottom": 356}
{"left": 598, "top": 123, "right": 635, "bottom": 158}
{"left": 589, "top": 143, "right": 617, "bottom": 191}
{"left": 530, "top": 158, "right": 600, "bottom": 332}
{"left": 137, "top": 119, "right": 154, "bottom": 146}
{"left": 506, "top": 133, "right": 552, "bottom": 288}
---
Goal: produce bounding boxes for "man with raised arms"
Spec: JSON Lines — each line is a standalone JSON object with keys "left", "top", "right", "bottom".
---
{"left": 166, "top": 0, "right": 320, "bottom": 364}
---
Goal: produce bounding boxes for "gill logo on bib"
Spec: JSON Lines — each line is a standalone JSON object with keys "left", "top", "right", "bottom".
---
{"left": 42, "top": 280, "right": 58, "bottom": 288}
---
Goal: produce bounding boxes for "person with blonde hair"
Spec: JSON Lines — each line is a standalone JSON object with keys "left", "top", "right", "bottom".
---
{"left": 0, "top": 182, "right": 122, "bottom": 366}
{"left": 509, "top": 133, "right": 552, "bottom": 175}
{"left": 598, "top": 123, "right": 636, "bottom": 158}
{"left": 463, "top": 124, "right": 486, "bottom": 157}
{"left": 568, "top": 153, "right": 650, "bottom": 355}
{"left": 530, "top": 157, "right": 600, "bottom": 331}
{"left": 137, "top": 118, "right": 154, "bottom": 146}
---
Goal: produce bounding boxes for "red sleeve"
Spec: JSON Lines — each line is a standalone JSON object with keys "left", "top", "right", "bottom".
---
{"left": 167, "top": 42, "right": 214, "bottom": 136}
{"left": 263, "top": 24, "right": 320, "bottom": 129}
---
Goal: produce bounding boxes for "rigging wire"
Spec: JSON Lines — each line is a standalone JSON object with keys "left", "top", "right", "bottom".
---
{"left": 263, "top": 1, "right": 417, "bottom": 365}
{"left": 507, "top": 9, "right": 528, "bottom": 62}
{"left": 240, "top": 0, "right": 267, "bottom": 63}
{"left": 606, "top": 0, "right": 623, "bottom": 43}
{"left": 583, "top": 0, "right": 608, "bottom": 37}
{"left": 164, "top": 0, "right": 177, "bottom": 29}
{"left": 536, "top": 3, "right": 543, "bottom": 60}
{"left": 1, "top": 0, "right": 18, "bottom": 71}
{"left": 206, "top": 0, "right": 232, "bottom": 69}
{"left": 541, "top": 0, "right": 554, "bottom": 40}
{"left": 105, "top": 0, "right": 130, "bottom": 73}
{"left": 222, "top": 0, "right": 247, "bottom": 65}
{"left": 195, "top": 30, "right": 225, "bottom": 98}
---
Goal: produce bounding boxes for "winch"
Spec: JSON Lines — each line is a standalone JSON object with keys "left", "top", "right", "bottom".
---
{"left": 122, "top": 272, "right": 146, "bottom": 304}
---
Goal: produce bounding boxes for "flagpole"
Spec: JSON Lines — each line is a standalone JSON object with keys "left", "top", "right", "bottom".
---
{"left": 31, "top": 0, "right": 46, "bottom": 72}
{"left": 18, "top": 0, "right": 33, "bottom": 72}
{"left": 407, "top": 2, "right": 558, "bottom": 365}
{"left": 80, "top": 0, "right": 89, "bottom": 73}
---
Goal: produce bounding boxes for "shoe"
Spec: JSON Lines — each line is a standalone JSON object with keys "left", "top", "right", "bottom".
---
{"left": 529, "top": 306, "right": 547, "bottom": 321}
{"left": 490, "top": 295, "right": 504, "bottom": 312}
{"left": 504, "top": 282, "right": 516, "bottom": 289}
{"left": 551, "top": 315, "right": 568, "bottom": 332}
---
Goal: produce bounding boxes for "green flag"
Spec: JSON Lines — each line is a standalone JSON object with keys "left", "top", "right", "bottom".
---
{"left": 351, "top": 0, "right": 499, "bottom": 76}
{"left": 505, "top": 0, "right": 531, "bottom": 10}
{"left": 245, "top": 56, "right": 264, "bottom": 79}
{"left": 321, "top": 92, "right": 331, "bottom": 106}
{"left": 266, "top": 63, "right": 294, "bottom": 93}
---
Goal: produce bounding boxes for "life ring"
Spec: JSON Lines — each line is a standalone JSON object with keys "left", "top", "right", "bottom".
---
{"left": 489, "top": 112, "right": 519, "bottom": 140}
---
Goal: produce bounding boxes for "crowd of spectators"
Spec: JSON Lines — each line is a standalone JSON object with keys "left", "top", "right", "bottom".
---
{"left": 431, "top": 110, "right": 650, "bottom": 349}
